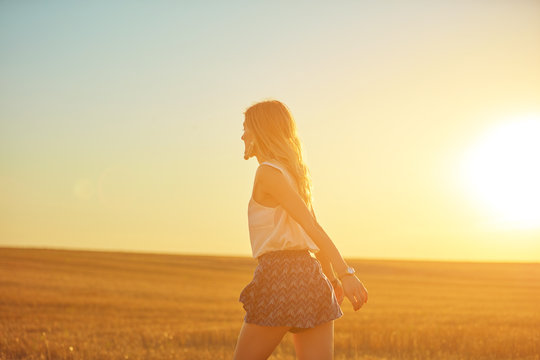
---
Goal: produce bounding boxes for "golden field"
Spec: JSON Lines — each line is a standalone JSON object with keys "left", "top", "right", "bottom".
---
{"left": 0, "top": 247, "right": 539, "bottom": 360}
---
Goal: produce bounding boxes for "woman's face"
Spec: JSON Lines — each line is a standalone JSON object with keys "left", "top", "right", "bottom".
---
{"left": 241, "top": 121, "right": 256, "bottom": 160}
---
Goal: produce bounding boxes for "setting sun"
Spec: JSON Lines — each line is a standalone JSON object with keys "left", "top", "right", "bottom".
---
{"left": 461, "top": 115, "right": 540, "bottom": 230}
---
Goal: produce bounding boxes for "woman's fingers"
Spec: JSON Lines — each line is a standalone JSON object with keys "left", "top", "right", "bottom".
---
{"left": 352, "top": 288, "right": 368, "bottom": 310}
{"left": 353, "top": 294, "right": 362, "bottom": 311}
{"left": 356, "top": 288, "right": 366, "bottom": 304}
{"left": 342, "top": 276, "right": 368, "bottom": 311}
{"left": 345, "top": 292, "right": 362, "bottom": 311}
{"left": 363, "top": 287, "right": 368, "bottom": 303}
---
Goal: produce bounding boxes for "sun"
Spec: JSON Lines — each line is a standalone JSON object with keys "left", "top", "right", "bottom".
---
{"left": 460, "top": 115, "right": 540, "bottom": 230}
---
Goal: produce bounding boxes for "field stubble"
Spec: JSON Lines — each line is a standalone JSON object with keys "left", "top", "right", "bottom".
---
{"left": 0, "top": 247, "right": 539, "bottom": 359}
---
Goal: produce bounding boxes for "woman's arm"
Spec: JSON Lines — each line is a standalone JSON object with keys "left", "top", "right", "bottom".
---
{"left": 257, "top": 165, "right": 368, "bottom": 310}
{"left": 314, "top": 247, "right": 345, "bottom": 305}
{"left": 257, "top": 165, "right": 348, "bottom": 276}
{"left": 309, "top": 204, "right": 337, "bottom": 280}
{"left": 314, "top": 247, "right": 336, "bottom": 280}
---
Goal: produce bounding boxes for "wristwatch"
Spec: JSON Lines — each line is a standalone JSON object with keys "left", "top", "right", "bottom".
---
{"left": 337, "top": 266, "right": 355, "bottom": 280}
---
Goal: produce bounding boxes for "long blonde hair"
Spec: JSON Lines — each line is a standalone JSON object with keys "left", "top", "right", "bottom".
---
{"left": 244, "top": 100, "right": 314, "bottom": 210}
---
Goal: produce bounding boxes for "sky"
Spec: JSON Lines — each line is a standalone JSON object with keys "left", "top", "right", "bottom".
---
{"left": 1, "top": 0, "right": 539, "bottom": 262}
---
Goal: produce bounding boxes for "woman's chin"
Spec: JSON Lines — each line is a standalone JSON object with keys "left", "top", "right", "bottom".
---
{"left": 244, "top": 149, "right": 256, "bottom": 160}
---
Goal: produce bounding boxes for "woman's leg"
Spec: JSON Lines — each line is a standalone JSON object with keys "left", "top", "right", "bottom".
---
{"left": 292, "top": 320, "right": 334, "bottom": 360}
{"left": 233, "top": 321, "right": 291, "bottom": 360}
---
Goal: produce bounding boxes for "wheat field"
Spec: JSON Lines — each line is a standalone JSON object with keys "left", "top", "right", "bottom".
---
{"left": 0, "top": 247, "right": 538, "bottom": 359}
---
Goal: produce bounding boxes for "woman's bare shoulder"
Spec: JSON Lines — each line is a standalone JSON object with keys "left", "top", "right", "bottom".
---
{"left": 256, "top": 163, "right": 297, "bottom": 197}
{"left": 256, "top": 163, "right": 285, "bottom": 178}
{"left": 256, "top": 162, "right": 284, "bottom": 182}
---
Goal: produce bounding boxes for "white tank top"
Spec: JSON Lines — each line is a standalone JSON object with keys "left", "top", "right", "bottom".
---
{"left": 248, "top": 160, "right": 320, "bottom": 258}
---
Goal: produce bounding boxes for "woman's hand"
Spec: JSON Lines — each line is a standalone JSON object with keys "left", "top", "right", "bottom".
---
{"left": 331, "top": 279, "right": 344, "bottom": 305}
{"left": 341, "top": 275, "right": 368, "bottom": 311}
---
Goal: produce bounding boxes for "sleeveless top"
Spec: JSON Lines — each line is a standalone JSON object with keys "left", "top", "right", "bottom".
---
{"left": 248, "top": 159, "right": 320, "bottom": 258}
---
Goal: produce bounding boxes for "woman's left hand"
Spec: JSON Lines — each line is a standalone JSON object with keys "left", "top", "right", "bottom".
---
{"left": 341, "top": 275, "right": 368, "bottom": 311}
{"left": 331, "top": 279, "right": 344, "bottom": 305}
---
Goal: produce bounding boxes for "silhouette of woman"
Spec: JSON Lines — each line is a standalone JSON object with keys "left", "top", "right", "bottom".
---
{"left": 233, "top": 100, "right": 368, "bottom": 360}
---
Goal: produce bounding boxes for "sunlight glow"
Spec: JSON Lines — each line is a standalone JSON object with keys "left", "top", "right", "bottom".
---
{"left": 461, "top": 115, "right": 540, "bottom": 230}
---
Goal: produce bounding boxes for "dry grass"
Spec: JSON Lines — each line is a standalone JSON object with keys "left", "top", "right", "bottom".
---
{"left": 0, "top": 247, "right": 539, "bottom": 359}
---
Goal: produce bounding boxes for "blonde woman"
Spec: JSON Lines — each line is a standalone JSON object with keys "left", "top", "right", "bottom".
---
{"left": 233, "top": 100, "right": 368, "bottom": 360}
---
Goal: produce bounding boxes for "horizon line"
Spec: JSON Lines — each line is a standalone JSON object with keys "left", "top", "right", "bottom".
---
{"left": 1, "top": 245, "right": 538, "bottom": 265}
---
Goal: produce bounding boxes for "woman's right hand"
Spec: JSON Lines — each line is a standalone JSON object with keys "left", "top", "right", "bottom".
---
{"left": 341, "top": 275, "right": 368, "bottom": 311}
{"left": 331, "top": 279, "right": 345, "bottom": 305}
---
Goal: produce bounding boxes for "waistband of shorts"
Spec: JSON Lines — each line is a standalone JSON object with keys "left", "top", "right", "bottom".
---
{"left": 257, "top": 249, "right": 311, "bottom": 263}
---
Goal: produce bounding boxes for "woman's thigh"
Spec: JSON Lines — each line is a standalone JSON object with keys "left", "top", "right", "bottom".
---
{"left": 233, "top": 321, "right": 291, "bottom": 360}
{"left": 292, "top": 320, "right": 334, "bottom": 360}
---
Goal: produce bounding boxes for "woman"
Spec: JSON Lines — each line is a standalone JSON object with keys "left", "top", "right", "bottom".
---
{"left": 234, "top": 100, "right": 368, "bottom": 360}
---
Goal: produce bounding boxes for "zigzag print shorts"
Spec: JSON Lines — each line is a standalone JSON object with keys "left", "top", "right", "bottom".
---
{"left": 239, "top": 249, "right": 343, "bottom": 333}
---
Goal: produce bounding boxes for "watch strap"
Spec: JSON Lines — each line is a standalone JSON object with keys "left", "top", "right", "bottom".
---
{"left": 337, "top": 266, "right": 355, "bottom": 280}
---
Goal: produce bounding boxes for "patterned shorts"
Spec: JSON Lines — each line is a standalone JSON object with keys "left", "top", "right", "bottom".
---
{"left": 239, "top": 249, "right": 343, "bottom": 333}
